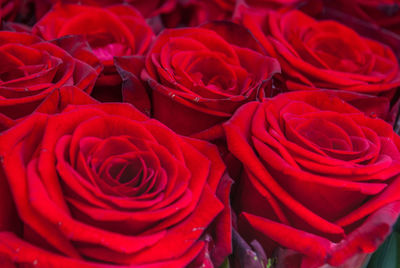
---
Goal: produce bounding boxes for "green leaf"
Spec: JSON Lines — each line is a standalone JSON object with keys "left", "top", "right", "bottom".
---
{"left": 219, "top": 258, "right": 230, "bottom": 268}
{"left": 367, "top": 232, "right": 400, "bottom": 268}
{"left": 394, "top": 216, "right": 400, "bottom": 232}
{"left": 266, "top": 257, "right": 276, "bottom": 268}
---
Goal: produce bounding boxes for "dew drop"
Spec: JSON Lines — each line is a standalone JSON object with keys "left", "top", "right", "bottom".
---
{"left": 204, "top": 235, "right": 212, "bottom": 242}
{"left": 246, "top": 249, "right": 258, "bottom": 262}
{"left": 33, "top": 259, "right": 38, "bottom": 266}
{"left": 24, "top": 88, "right": 29, "bottom": 92}
{"left": 192, "top": 227, "right": 205, "bottom": 232}
{"left": 169, "top": 93, "right": 176, "bottom": 99}
{"left": 193, "top": 97, "right": 200, "bottom": 102}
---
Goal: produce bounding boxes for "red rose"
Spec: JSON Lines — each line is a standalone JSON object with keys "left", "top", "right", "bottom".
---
{"left": 161, "top": 0, "right": 235, "bottom": 28}
{"left": 0, "top": 32, "right": 101, "bottom": 131}
{"left": 323, "top": 0, "right": 400, "bottom": 35}
{"left": 239, "top": 0, "right": 307, "bottom": 10}
{"left": 242, "top": 10, "right": 400, "bottom": 97}
{"left": 117, "top": 22, "right": 280, "bottom": 136}
{"left": 32, "top": 0, "right": 177, "bottom": 20}
{"left": 33, "top": 3, "right": 154, "bottom": 95}
{"left": 1, "top": 0, "right": 36, "bottom": 26}
{"left": 1, "top": 0, "right": 20, "bottom": 21}
{"left": 0, "top": 87, "right": 232, "bottom": 267}
{"left": 162, "top": 0, "right": 312, "bottom": 28}
{"left": 320, "top": 89, "right": 395, "bottom": 124}
{"left": 223, "top": 90, "right": 400, "bottom": 267}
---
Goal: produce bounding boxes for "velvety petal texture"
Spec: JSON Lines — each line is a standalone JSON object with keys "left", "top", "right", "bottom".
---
{"left": 323, "top": 0, "right": 400, "bottom": 35}
{"left": 161, "top": 0, "right": 312, "bottom": 28}
{"left": 32, "top": 0, "right": 177, "bottom": 21}
{"left": 1, "top": 0, "right": 21, "bottom": 21}
{"left": 33, "top": 3, "right": 154, "bottom": 89}
{"left": 242, "top": 10, "right": 400, "bottom": 97}
{"left": 0, "top": 88, "right": 231, "bottom": 267}
{"left": 236, "top": 0, "right": 311, "bottom": 15}
{"left": 132, "top": 21, "right": 280, "bottom": 136}
{"left": 224, "top": 90, "right": 400, "bottom": 267}
{"left": 0, "top": 32, "right": 101, "bottom": 131}
{"left": 162, "top": 0, "right": 236, "bottom": 28}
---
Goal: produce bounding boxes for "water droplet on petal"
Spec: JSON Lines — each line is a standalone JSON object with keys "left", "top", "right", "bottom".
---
{"left": 193, "top": 97, "right": 200, "bottom": 102}
{"left": 192, "top": 227, "right": 205, "bottom": 232}
{"left": 33, "top": 259, "right": 38, "bottom": 266}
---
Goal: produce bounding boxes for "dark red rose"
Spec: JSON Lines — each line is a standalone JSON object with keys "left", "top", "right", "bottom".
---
{"left": 33, "top": 3, "right": 154, "bottom": 98}
{"left": 323, "top": 0, "right": 400, "bottom": 35}
{"left": 0, "top": 32, "right": 101, "bottom": 131}
{"left": 1, "top": 0, "right": 20, "bottom": 21}
{"left": 117, "top": 22, "right": 280, "bottom": 136}
{"left": 224, "top": 90, "right": 400, "bottom": 267}
{"left": 1, "top": 0, "right": 38, "bottom": 26}
{"left": 233, "top": 0, "right": 323, "bottom": 20}
{"left": 322, "top": 90, "right": 397, "bottom": 124}
{"left": 162, "top": 0, "right": 235, "bottom": 28}
{"left": 0, "top": 87, "right": 232, "bottom": 267}
{"left": 241, "top": 10, "right": 400, "bottom": 98}
{"left": 162, "top": 0, "right": 314, "bottom": 28}
{"left": 32, "top": 0, "right": 177, "bottom": 21}
{"left": 238, "top": 0, "right": 308, "bottom": 11}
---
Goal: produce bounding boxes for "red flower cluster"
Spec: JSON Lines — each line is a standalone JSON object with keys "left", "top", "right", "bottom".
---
{"left": 1, "top": 1, "right": 400, "bottom": 267}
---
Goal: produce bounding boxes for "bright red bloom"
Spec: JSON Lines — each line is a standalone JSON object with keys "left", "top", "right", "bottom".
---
{"left": 0, "top": 87, "right": 232, "bottom": 267}
{"left": 224, "top": 90, "right": 400, "bottom": 267}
